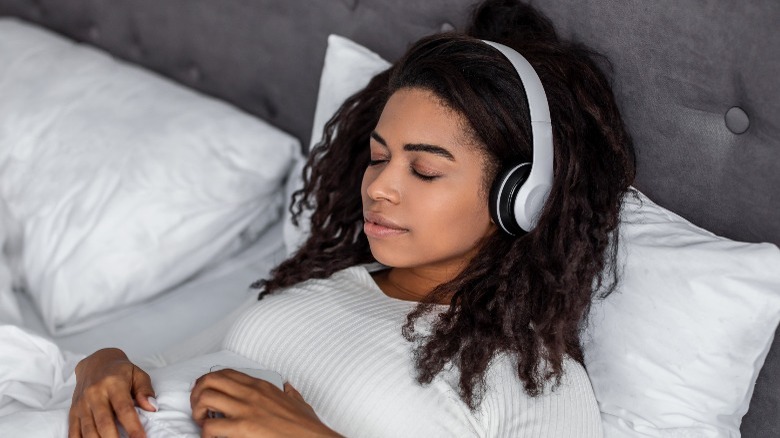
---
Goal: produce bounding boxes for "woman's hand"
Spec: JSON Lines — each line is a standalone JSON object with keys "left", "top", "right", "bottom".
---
{"left": 190, "top": 369, "right": 341, "bottom": 437}
{"left": 68, "top": 348, "right": 157, "bottom": 438}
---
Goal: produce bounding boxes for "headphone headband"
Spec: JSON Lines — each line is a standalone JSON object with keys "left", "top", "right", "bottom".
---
{"left": 482, "top": 40, "right": 554, "bottom": 232}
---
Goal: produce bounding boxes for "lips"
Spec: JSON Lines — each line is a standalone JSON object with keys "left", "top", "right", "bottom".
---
{"left": 363, "top": 211, "right": 408, "bottom": 238}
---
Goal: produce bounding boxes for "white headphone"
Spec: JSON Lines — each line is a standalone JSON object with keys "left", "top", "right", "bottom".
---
{"left": 483, "top": 40, "right": 554, "bottom": 235}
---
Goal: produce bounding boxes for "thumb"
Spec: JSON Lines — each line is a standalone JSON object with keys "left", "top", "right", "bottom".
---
{"left": 132, "top": 367, "right": 157, "bottom": 412}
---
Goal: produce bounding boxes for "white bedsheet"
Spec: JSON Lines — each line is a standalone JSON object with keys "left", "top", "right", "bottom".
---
{"left": 14, "top": 220, "right": 286, "bottom": 361}
{"left": 0, "top": 325, "right": 79, "bottom": 436}
{"left": 0, "top": 324, "right": 278, "bottom": 437}
{"left": 0, "top": 198, "right": 288, "bottom": 438}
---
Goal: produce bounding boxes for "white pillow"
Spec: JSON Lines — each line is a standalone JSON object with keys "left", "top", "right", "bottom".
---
{"left": 282, "top": 35, "right": 391, "bottom": 255}
{"left": 0, "top": 198, "right": 23, "bottom": 326}
{"left": 298, "top": 34, "right": 780, "bottom": 436}
{"left": 584, "top": 191, "right": 780, "bottom": 437}
{"left": 0, "top": 19, "right": 299, "bottom": 334}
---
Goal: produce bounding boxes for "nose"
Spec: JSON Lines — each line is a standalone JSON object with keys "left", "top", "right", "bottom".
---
{"left": 364, "top": 163, "right": 401, "bottom": 204}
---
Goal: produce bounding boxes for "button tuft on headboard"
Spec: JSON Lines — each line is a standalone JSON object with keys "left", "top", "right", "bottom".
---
{"left": 88, "top": 24, "right": 100, "bottom": 42}
{"left": 30, "top": 1, "right": 43, "bottom": 19}
{"left": 725, "top": 106, "right": 750, "bottom": 134}
{"left": 340, "top": 0, "right": 359, "bottom": 11}
{"left": 260, "top": 96, "right": 278, "bottom": 119}
{"left": 439, "top": 22, "right": 455, "bottom": 32}
{"left": 129, "top": 44, "right": 144, "bottom": 60}
{"left": 129, "top": 33, "right": 145, "bottom": 60}
{"left": 187, "top": 65, "right": 203, "bottom": 83}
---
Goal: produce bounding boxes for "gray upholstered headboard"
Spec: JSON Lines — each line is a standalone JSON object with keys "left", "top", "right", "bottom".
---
{"left": 1, "top": 0, "right": 777, "bottom": 435}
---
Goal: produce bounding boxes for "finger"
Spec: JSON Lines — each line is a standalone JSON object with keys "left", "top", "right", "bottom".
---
{"left": 191, "top": 388, "right": 246, "bottom": 427}
{"left": 191, "top": 388, "right": 241, "bottom": 424}
{"left": 139, "top": 395, "right": 158, "bottom": 413}
{"left": 131, "top": 368, "right": 157, "bottom": 412}
{"left": 111, "top": 395, "right": 146, "bottom": 438}
{"left": 80, "top": 413, "right": 100, "bottom": 438}
{"left": 205, "top": 368, "right": 260, "bottom": 386}
{"left": 68, "top": 410, "right": 81, "bottom": 438}
{"left": 91, "top": 402, "right": 121, "bottom": 438}
{"left": 205, "top": 369, "right": 281, "bottom": 396}
{"left": 200, "top": 417, "right": 235, "bottom": 438}
{"left": 134, "top": 394, "right": 158, "bottom": 413}
{"left": 284, "top": 382, "right": 305, "bottom": 402}
{"left": 191, "top": 372, "right": 247, "bottom": 408}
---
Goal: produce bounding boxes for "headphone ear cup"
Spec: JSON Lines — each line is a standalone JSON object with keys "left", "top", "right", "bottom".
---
{"left": 489, "top": 163, "right": 531, "bottom": 236}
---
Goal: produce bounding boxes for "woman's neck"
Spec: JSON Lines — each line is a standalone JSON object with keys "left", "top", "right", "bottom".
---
{"left": 371, "top": 267, "right": 455, "bottom": 304}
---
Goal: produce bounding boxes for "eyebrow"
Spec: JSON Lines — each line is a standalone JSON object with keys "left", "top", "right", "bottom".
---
{"left": 370, "top": 131, "right": 455, "bottom": 161}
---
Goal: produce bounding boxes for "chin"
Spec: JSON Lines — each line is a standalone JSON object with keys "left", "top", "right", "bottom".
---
{"left": 367, "top": 242, "right": 412, "bottom": 268}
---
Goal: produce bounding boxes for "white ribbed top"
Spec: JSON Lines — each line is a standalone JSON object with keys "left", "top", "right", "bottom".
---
{"left": 222, "top": 265, "right": 603, "bottom": 437}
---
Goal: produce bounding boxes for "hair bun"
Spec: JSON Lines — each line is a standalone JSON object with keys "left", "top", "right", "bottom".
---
{"left": 466, "top": 0, "right": 558, "bottom": 44}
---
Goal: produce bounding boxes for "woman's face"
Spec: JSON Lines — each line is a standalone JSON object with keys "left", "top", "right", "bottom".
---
{"left": 361, "top": 87, "right": 495, "bottom": 275}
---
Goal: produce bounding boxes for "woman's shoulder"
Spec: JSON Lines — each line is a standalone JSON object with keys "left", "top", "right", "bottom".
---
{"left": 480, "top": 355, "right": 603, "bottom": 437}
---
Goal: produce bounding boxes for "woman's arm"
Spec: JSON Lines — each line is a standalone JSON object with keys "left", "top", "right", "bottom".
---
{"left": 68, "top": 348, "right": 157, "bottom": 438}
{"left": 190, "top": 368, "right": 342, "bottom": 437}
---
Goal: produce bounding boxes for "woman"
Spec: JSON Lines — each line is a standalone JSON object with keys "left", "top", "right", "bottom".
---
{"left": 69, "top": 0, "right": 635, "bottom": 436}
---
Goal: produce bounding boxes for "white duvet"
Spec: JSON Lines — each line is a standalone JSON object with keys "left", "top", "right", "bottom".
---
{"left": 0, "top": 325, "right": 280, "bottom": 437}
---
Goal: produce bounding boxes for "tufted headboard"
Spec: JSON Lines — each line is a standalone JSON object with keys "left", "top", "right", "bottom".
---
{"left": 1, "top": 0, "right": 778, "bottom": 435}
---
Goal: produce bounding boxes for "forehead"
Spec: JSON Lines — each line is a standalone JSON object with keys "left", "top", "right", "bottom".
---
{"left": 375, "top": 88, "right": 480, "bottom": 153}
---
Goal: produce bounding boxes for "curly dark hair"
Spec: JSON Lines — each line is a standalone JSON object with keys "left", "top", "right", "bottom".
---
{"left": 255, "top": 0, "right": 636, "bottom": 409}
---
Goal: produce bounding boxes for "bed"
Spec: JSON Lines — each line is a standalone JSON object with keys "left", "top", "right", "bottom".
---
{"left": 0, "top": 0, "right": 778, "bottom": 437}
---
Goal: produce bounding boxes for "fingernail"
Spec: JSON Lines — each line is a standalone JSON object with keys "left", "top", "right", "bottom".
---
{"left": 148, "top": 396, "right": 159, "bottom": 411}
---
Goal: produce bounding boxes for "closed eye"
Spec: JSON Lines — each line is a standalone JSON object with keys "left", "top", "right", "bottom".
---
{"left": 412, "top": 167, "right": 439, "bottom": 181}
